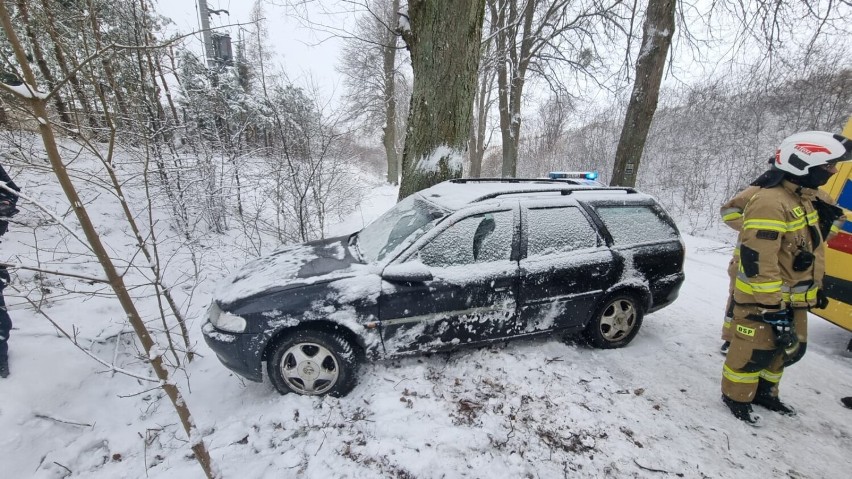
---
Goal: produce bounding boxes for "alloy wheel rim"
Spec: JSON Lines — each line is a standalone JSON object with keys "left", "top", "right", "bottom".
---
{"left": 599, "top": 299, "right": 636, "bottom": 341}
{"left": 280, "top": 342, "right": 339, "bottom": 395}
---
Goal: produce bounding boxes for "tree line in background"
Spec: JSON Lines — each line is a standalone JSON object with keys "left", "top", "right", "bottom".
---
{"left": 0, "top": 0, "right": 850, "bottom": 476}
{"left": 335, "top": 0, "right": 848, "bottom": 210}
{"left": 513, "top": 48, "right": 851, "bottom": 233}
{"left": 3, "top": 0, "right": 849, "bottom": 242}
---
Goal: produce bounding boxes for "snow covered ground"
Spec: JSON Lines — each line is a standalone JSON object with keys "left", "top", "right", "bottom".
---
{"left": 2, "top": 166, "right": 852, "bottom": 478}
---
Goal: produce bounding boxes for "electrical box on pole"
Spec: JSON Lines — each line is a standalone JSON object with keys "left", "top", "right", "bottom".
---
{"left": 212, "top": 33, "right": 233, "bottom": 66}
{"left": 197, "top": 1, "right": 230, "bottom": 68}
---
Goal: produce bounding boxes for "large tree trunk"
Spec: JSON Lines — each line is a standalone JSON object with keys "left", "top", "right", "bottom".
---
{"left": 397, "top": 0, "right": 486, "bottom": 200}
{"left": 609, "top": 0, "right": 675, "bottom": 187}
{"left": 383, "top": 0, "right": 401, "bottom": 185}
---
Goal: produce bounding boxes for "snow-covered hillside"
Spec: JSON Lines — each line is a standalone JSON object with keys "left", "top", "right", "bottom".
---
{"left": 2, "top": 158, "right": 852, "bottom": 479}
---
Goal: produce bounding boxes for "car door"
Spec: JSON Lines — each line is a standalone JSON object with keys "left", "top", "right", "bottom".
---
{"left": 518, "top": 203, "right": 617, "bottom": 332}
{"left": 378, "top": 207, "right": 520, "bottom": 355}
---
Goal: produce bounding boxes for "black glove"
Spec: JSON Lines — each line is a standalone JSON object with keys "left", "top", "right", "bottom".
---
{"left": 762, "top": 308, "right": 790, "bottom": 326}
{"left": 762, "top": 308, "right": 797, "bottom": 349}
{"left": 815, "top": 289, "right": 830, "bottom": 309}
{"left": 0, "top": 267, "right": 9, "bottom": 285}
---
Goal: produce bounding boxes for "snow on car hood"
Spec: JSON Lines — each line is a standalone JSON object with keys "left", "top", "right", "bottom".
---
{"left": 214, "top": 235, "right": 365, "bottom": 306}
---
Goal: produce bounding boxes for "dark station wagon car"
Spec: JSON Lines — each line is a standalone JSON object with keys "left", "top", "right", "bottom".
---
{"left": 203, "top": 179, "right": 685, "bottom": 397}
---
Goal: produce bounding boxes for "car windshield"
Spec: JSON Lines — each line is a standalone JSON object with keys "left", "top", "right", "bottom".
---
{"left": 353, "top": 194, "right": 448, "bottom": 263}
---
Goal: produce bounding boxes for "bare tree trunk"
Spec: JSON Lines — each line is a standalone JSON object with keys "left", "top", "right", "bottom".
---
{"left": 382, "top": 0, "right": 401, "bottom": 185}
{"left": 0, "top": 5, "right": 216, "bottom": 476}
{"left": 469, "top": 3, "right": 498, "bottom": 178}
{"left": 610, "top": 0, "right": 675, "bottom": 187}
{"left": 397, "top": 0, "right": 486, "bottom": 200}
{"left": 468, "top": 72, "right": 490, "bottom": 178}
{"left": 18, "top": 0, "right": 73, "bottom": 126}
{"left": 87, "top": 0, "right": 129, "bottom": 120}
{"left": 40, "top": 0, "right": 101, "bottom": 132}
{"left": 493, "top": 0, "right": 534, "bottom": 178}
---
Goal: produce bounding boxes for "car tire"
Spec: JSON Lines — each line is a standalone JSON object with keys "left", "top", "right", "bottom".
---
{"left": 584, "top": 293, "right": 643, "bottom": 349}
{"left": 267, "top": 330, "right": 359, "bottom": 397}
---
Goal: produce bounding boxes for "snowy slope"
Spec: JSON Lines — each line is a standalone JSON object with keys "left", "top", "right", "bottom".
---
{"left": 2, "top": 177, "right": 852, "bottom": 479}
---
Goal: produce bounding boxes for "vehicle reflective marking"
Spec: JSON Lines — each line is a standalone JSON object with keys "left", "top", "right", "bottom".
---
{"left": 382, "top": 304, "right": 516, "bottom": 326}
{"left": 522, "top": 290, "right": 602, "bottom": 305}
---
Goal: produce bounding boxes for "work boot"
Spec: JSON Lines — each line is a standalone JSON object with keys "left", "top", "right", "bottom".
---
{"left": 0, "top": 358, "right": 8, "bottom": 378}
{"left": 841, "top": 397, "right": 852, "bottom": 409}
{"left": 720, "top": 341, "right": 731, "bottom": 355}
{"left": 753, "top": 378, "right": 796, "bottom": 416}
{"left": 722, "top": 395, "right": 762, "bottom": 426}
{"left": 753, "top": 394, "right": 796, "bottom": 416}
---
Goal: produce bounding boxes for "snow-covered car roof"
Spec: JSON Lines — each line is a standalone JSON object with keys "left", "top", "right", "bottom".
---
{"left": 415, "top": 178, "right": 648, "bottom": 211}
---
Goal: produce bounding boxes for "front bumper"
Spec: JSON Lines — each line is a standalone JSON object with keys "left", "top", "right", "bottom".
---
{"left": 202, "top": 321, "right": 264, "bottom": 382}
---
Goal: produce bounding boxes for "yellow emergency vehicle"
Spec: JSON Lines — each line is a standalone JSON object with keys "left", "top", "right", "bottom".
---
{"left": 813, "top": 116, "right": 852, "bottom": 343}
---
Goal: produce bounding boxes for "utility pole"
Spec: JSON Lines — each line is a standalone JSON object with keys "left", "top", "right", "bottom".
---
{"left": 197, "top": 0, "right": 215, "bottom": 68}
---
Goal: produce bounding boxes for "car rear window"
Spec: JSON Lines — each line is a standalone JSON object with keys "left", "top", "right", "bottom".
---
{"left": 526, "top": 206, "right": 598, "bottom": 256}
{"left": 594, "top": 205, "right": 678, "bottom": 245}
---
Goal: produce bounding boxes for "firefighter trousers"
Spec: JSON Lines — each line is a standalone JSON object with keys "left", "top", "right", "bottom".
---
{"left": 721, "top": 306, "right": 808, "bottom": 402}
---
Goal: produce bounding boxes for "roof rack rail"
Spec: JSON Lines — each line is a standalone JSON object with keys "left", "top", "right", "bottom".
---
{"left": 450, "top": 177, "right": 565, "bottom": 184}
{"left": 466, "top": 185, "right": 637, "bottom": 203}
{"left": 561, "top": 187, "right": 636, "bottom": 195}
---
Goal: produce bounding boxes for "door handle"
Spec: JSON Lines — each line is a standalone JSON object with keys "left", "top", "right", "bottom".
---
{"left": 494, "top": 286, "right": 511, "bottom": 292}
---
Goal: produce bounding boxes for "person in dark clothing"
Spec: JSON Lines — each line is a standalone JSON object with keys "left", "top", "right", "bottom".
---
{"left": 0, "top": 267, "right": 11, "bottom": 377}
{"left": 0, "top": 161, "right": 20, "bottom": 378}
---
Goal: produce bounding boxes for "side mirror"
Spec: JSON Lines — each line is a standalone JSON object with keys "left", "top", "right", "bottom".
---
{"left": 382, "top": 261, "right": 433, "bottom": 282}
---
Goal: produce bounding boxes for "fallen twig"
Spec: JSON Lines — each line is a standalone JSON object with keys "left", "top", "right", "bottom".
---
{"left": 34, "top": 413, "right": 92, "bottom": 428}
{"left": 634, "top": 459, "right": 678, "bottom": 475}
{"left": 52, "top": 461, "right": 72, "bottom": 475}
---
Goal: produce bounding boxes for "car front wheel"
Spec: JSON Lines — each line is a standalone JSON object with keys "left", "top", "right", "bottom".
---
{"left": 267, "top": 330, "right": 359, "bottom": 397}
{"left": 584, "top": 294, "right": 643, "bottom": 349}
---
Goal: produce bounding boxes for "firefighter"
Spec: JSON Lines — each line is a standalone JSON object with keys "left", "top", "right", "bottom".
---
{"left": 719, "top": 178, "right": 844, "bottom": 355}
{"left": 721, "top": 131, "right": 851, "bottom": 425}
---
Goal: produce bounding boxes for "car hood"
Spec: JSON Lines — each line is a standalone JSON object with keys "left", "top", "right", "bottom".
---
{"left": 215, "top": 235, "right": 364, "bottom": 306}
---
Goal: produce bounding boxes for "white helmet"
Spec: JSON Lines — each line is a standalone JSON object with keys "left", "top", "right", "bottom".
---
{"left": 774, "top": 131, "right": 851, "bottom": 176}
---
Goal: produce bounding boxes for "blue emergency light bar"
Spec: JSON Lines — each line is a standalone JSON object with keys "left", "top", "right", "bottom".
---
{"left": 548, "top": 171, "right": 599, "bottom": 181}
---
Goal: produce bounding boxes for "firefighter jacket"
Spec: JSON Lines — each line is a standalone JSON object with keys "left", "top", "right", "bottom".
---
{"left": 733, "top": 179, "right": 839, "bottom": 310}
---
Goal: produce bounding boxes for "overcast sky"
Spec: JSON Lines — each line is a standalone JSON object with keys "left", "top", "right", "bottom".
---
{"left": 153, "top": 0, "right": 347, "bottom": 101}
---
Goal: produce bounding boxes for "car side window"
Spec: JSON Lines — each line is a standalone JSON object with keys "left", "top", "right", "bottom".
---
{"left": 594, "top": 205, "right": 678, "bottom": 245}
{"left": 418, "top": 210, "right": 513, "bottom": 267}
{"left": 526, "top": 207, "right": 598, "bottom": 256}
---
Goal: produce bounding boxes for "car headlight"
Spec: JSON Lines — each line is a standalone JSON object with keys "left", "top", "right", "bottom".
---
{"left": 208, "top": 302, "right": 247, "bottom": 333}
